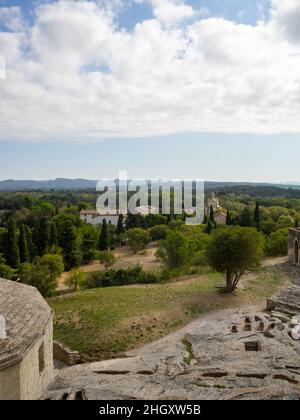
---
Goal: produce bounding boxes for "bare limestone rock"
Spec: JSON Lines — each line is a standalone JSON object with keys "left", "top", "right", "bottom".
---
{"left": 44, "top": 289, "right": 300, "bottom": 400}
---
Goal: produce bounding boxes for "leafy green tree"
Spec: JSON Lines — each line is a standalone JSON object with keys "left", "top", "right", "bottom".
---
{"left": 99, "top": 250, "right": 116, "bottom": 269}
{"left": 19, "top": 224, "right": 30, "bottom": 263}
{"left": 127, "top": 228, "right": 151, "bottom": 252}
{"left": 40, "top": 253, "right": 64, "bottom": 279}
{"left": 156, "top": 230, "right": 191, "bottom": 269}
{"left": 168, "top": 219, "right": 184, "bottom": 230}
{"left": 206, "top": 226, "right": 264, "bottom": 292}
{"left": 144, "top": 214, "right": 168, "bottom": 228}
{"left": 65, "top": 269, "right": 87, "bottom": 291}
{"left": 239, "top": 206, "right": 253, "bottom": 227}
{"left": 6, "top": 217, "right": 20, "bottom": 268}
{"left": 18, "top": 254, "right": 64, "bottom": 297}
{"left": 265, "top": 228, "right": 288, "bottom": 257}
{"left": 98, "top": 219, "right": 109, "bottom": 250}
{"left": 60, "top": 219, "right": 81, "bottom": 270}
{"left": 149, "top": 224, "right": 169, "bottom": 241}
{"left": 125, "top": 213, "right": 144, "bottom": 229}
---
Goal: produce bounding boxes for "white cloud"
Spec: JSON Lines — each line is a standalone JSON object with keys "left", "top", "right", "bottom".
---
{"left": 270, "top": 0, "right": 300, "bottom": 44}
{"left": 0, "top": 6, "right": 25, "bottom": 32}
{"left": 0, "top": 0, "right": 300, "bottom": 142}
{"left": 150, "top": 0, "right": 194, "bottom": 24}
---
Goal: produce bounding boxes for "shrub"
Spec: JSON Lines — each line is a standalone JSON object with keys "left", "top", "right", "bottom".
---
{"left": 85, "top": 265, "right": 168, "bottom": 289}
{"left": 99, "top": 250, "right": 116, "bottom": 269}
{"left": 65, "top": 269, "right": 87, "bottom": 291}
{"left": 0, "top": 263, "right": 16, "bottom": 280}
{"left": 149, "top": 224, "right": 169, "bottom": 241}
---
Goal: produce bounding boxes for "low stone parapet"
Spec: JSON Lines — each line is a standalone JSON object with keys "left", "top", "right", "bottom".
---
{"left": 53, "top": 342, "right": 80, "bottom": 366}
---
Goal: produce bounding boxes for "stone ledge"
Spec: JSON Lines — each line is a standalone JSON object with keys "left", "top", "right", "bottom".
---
{"left": 53, "top": 342, "right": 80, "bottom": 366}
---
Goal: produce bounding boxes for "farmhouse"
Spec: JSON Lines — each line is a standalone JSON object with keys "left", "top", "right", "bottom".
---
{"left": 80, "top": 210, "right": 119, "bottom": 226}
{"left": 0, "top": 278, "right": 54, "bottom": 400}
{"left": 288, "top": 228, "right": 300, "bottom": 265}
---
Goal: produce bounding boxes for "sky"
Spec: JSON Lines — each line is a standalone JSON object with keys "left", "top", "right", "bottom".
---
{"left": 0, "top": 0, "right": 300, "bottom": 182}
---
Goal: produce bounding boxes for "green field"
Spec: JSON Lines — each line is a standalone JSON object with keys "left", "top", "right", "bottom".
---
{"left": 49, "top": 267, "right": 287, "bottom": 362}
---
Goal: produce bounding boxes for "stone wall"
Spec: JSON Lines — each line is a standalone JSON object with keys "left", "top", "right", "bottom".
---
{"left": 53, "top": 341, "right": 80, "bottom": 366}
{"left": 288, "top": 228, "right": 300, "bottom": 265}
{"left": 0, "top": 363, "right": 21, "bottom": 400}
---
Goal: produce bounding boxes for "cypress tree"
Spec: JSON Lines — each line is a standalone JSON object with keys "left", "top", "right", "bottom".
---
{"left": 60, "top": 219, "right": 81, "bottom": 270}
{"left": 19, "top": 224, "right": 30, "bottom": 263}
{"left": 254, "top": 202, "right": 261, "bottom": 229}
{"left": 36, "top": 217, "right": 50, "bottom": 256}
{"left": 209, "top": 205, "right": 215, "bottom": 223}
{"left": 49, "top": 221, "right": 58, "bottom": 248}
{"left": 240, "top": 206, "right": 252, "bottom": 227}
{"left": 226, "top": 210, "right": 231, "bottom": 225}
{"left": 6, "top": 217, "right": 20, "bottom": 268}
{"left": 98, "top": 219, "right": 109, "bottom": 250}
{"left": 203, "top": 213, "right": 208, "bottom": 224}
{"left": 116, "top": 214, "right": 125, "bottom": 236}
{"left": 206, "top": 219, "right": 213, "bottom": 235}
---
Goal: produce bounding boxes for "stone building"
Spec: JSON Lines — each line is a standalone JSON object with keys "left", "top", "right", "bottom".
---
{"left": 288, "top": 228, "right": 300, "bottom": 265}
{"left": 80, "top": 210, "right": 120, "bottom": 226}
{"left": 0, "top": 278, "right": 54, "bottom": 400}
{"left": 207, "top": 192, "right": 220, "bottom": 211}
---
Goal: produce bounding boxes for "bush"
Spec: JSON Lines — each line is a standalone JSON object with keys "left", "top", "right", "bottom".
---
{"left": 0, "top": 263, "right": 16, "bottom": 280}
{"left": 85, "top": 265, "right": 169, "bottom": 289}
{"left": 99, "top": 250, "right": 116, "bottom": 269}
{"left": 65, "top": 269, "right": 87, "bottom": 291}
{"left": 149, "top": 224, "right": 169, "bottom": 241}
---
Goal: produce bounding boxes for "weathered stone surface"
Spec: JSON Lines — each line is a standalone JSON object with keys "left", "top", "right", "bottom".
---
{"left": 267, "top": 286, "right": 300, "bottom": 316}
{"left": 44, "top": 295, "right": 300, "bottom": 400}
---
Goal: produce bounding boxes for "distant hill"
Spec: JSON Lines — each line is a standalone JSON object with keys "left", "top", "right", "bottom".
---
{"left": 0, "top": 178, "right": 300, "bottom": 192}
{"left": 0, "top": 178, "right": 98, "bottom": 191}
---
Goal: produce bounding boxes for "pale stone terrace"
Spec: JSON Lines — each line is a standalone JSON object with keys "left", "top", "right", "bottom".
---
{"left": 44, "top": 288, "right": 300, "bottom": 401}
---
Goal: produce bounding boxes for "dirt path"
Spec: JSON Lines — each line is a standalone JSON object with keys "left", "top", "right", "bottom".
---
{"left": 58, "top": 253, "right": 288, "bottom": 292}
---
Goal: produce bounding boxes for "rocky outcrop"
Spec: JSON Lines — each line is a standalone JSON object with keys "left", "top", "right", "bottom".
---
{"left": 267, "top": 286, "right": 300, "bottom": 316}
{"left": 44, "top": 289, "right": 300, "bottom": 401}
